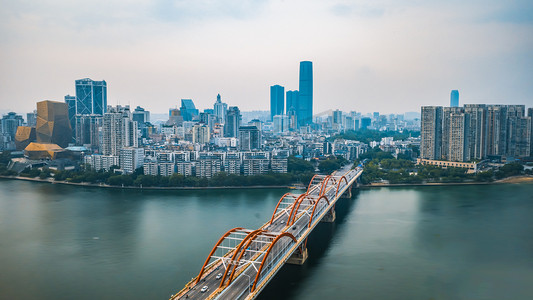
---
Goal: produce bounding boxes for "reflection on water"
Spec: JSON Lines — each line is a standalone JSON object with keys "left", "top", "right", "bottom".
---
{"left": 1, "top": 179, "right": 532, "bottom": 300}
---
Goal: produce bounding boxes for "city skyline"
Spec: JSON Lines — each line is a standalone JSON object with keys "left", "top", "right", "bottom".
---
{"left": 1, "top": 1, "right": 532, "bottom": 115}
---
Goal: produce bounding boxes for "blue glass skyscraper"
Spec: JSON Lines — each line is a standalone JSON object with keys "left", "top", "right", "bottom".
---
{"left": 270, "top": 85, "right": 285, "bottom": 120}
{"left": 298, "top": 61, "right": 313, "bottom": 126}
{"left": 75, "top": 78, "right": 107, "bottom": 115}
{"left": 286, "top": 90, "right": 299, "bottom": 114}
{"left": 450, "top": 90, "right": 459, "bottom": 107}
{"left": 180, "top": 99, "right": 199, "bottom": 121}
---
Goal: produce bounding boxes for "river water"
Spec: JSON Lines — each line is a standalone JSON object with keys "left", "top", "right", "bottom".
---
{"left": 1, "top": 179, "right": 532, "bottom": 300}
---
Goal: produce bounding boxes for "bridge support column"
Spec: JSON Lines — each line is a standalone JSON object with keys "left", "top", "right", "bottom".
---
{"left": 287, "top": 247, "right": 308, "bottom": 265}
{"left": 341, "top": 184, "right": 353, "bottom": 199}
{"left": 321, "top": 208, "right": 336, "bottom": 223}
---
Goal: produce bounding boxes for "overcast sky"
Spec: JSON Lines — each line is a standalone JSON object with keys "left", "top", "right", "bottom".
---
{"left": 1, "top": 0, "right": 532, "bottom": 116}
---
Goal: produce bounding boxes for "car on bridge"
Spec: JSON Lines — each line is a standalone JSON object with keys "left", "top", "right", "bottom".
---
{"left": 216, "top": 273, "right": 222, "bottom": 280}
{"left": 200, "top": 286, "right": 208, "bottom": 293}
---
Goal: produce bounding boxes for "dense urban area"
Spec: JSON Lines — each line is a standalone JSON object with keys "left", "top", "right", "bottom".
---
{"left": 1, "top": 64, "right": 532, "bottom": 188}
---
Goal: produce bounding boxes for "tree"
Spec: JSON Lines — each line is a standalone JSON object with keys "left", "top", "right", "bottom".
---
{"left": 287, "top": 156, "right": 314, "bottom": 173}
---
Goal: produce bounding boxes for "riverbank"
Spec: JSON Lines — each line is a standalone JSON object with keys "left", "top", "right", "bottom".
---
{"left": 2, "top": 174, "right": 532, "bottom": 191}
{"left": 0, "top": 175, "right": 292, "bottom": 190}
{"left": 360, "top": 175, "right": 533, "bottom": 188}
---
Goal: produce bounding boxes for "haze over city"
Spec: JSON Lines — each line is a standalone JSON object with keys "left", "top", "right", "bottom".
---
{"left": 1, "top": 0, "right": 532, "bottom": 114}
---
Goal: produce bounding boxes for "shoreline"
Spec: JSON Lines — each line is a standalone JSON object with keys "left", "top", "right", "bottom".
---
{"left": 2, "top": 174, "right": 532, "bottom": 191}
{"left": 0, "top": 175, "right": 291, "bottom": 190}
{"left": 359, "top": 175, "right": 533, "bottom": 188}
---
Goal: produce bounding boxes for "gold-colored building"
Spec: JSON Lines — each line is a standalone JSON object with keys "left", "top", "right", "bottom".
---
{"left": 15, "top": 126, "right": 36, "bottom": 150}
{"left": 24, "top": 142, "right": 69, "bottom": 160}
{"left": 36, "top": 100, "right": 72, "bottom": 148}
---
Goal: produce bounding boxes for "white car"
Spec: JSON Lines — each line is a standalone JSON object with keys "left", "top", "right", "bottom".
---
{"left": 201, "top": 286, "right": 208, "bottom": 293}
{"left": 216, "top": 273, "right": 222, "bottom": 280}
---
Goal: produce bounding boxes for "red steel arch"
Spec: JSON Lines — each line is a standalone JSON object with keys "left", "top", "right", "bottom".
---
{"left": 219, "top": 229, "right": 264, "bottom": 288}
{"left": 268, "top": 193, "right": 295, "bottom": 225}
{"left": 227, "top": 231, "right": 276, "bottom": 285}
{"left": 195, "top": 227, "right": 244, "bottom": 284}
{"left": 335, "top": 176, "right": 349, "bottom": 198}
{"left": 286, "top": 193, "right": 308, "bottom": 226}
{"left": 251, "top": 232, "right": 297, "bottom": 292}
{"left": 306, "top": 174, "right": 320, "bottom": 192}
{"left": 319, "top": 175, "right": 335, "bottom": 196}
{"left": 308, "top": 195, "right": 330, "bottom": 227}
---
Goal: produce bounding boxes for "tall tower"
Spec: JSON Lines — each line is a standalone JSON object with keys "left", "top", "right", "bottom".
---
{"left": 420, "top": 106, "right": 443, "bottom": 160}
{"left": 270, "top": 85, "right": 285, "bottom": 121}
{"left": 298, "top": 61, "right": 313, "bottom": 126}
{"left": 450, "top": 90, "right": 459, "bottom": 107}
{"left": 75, "top": 78, "right": 107, "bottom": 115}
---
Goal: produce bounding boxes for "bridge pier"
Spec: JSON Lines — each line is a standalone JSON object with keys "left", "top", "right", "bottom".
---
{"left": 321, "top": 208, "right": 336, "bottom": 223}
{"left": 287, "top": 247, "right": 308, "bottom": 265}
{"left": 341, "top": 184, "right": 353, "bottom": 199}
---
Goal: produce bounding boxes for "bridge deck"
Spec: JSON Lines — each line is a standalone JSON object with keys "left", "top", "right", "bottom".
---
{"left": 171, "top": 165, "right": 363, "bottom": 300}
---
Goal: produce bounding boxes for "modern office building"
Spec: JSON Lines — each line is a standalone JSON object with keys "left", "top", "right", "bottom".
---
{"left": 450, "top": 90, "right": 459, "bottom": 107}
{"left": 132, "top": 106, "right": 150, "bottom": 124}
{"left": 35, "top": 100, "right": 72, "bottom": 148}
{"left": 360, "top": 117, "right": 372, "bottom": 130}
{"left": 273, "top": 115, "right": 289, "bottom": 134}
{"left": 213, "top": 94, "right": 228, "bottom": 123}
{"left": 225, "top": 106, "right": 241, "bottom": 138}
{"left": 270, "top": 85, "right": 285, "bottom": 121}
{"left": 180, "top": 99, "right": 199, "bottom": 121}
{"left": 65, "top": 95, "right": 76, "bottom": 134}
{"left": 286, "top": 90, "right": 299, "bottom": 115}
{"left": 238, "top": 126, "right": 261, "bottom": 151}
{"left": 75, "top": 78, "right": 107, "bottom": 115}
{"left": 75, "top": 114, "right": 102, "bottom": 149}
{"left": 1, "top": 112, "right": 24, "bottom": 140}
{"left": 298, "top": 61, "right": 313, "bottom": 126}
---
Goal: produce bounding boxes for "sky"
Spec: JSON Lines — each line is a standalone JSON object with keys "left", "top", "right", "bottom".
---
{"left": 1, "top": 0, "right": 533, "bottom": 116}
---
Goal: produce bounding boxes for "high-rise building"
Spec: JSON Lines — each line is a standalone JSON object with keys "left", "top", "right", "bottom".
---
{"left": 213, "top": 94, "right": 228, "bottom": 124}
{"left": 360, "top": 117, "right": 372, "bottom": 130}
{"left": 238, "top": 126, "right": 261, "bottom": 151}
{"left": 270, "top": 85, "right": 285, "bottom": 121}
{"left": 273, "top": 115, "right": 289, "bottom": 134}
{"left": 75, "top": 114, "right": 102, "bottom": 149}
{"left": 333, "top": 110, "right": 343, "bottom": 125}
{"left": 464, "top": 104, "right": 487, "bottom": 160}
{"left": 1, "top": 112, "right": 24, "bottom": 140}
{"left": 180, "top": 99, "right": 199, "bottom": 121}
{"left": 225, "top": 106, "right": 241, "bottom": 138}
{"left": 421, "top": 104, "right": 531, "bottom": 161}
{"left": 298, "top": 61, "right": 313, "bottom": 126}
{"left": 26, "top": 110, "right": 37, "bottom": 127}
{"left": 64, "top": 95, "right": 76, "bottom": 134}
{"left": 101, "top": 107, "right": 138, "bottom": 156}
{"left": 132, "top": 106, "right": 150, "bottom": 124}
{"left": 35, "top": 100, "right": 72, "bottom": 148}
{"left": 119, "top": 147, "right": 144, "bottom": 174}
{"left": 420, "top": 106, "right": 443, "bottom": 160}
{"left": 75, "top": 78, "right": 107, "bottom": 115}
{"left": 192, "top": 124, "right": 210, "bottom": 144}
{"left": 529, "top": 108, "right": 533, "bottom": 157}
{"left": 450, "top": 90, "right": 459, "bottom": 107}
{"left": 286, "top": 90, "right": 299, "bottom": 115}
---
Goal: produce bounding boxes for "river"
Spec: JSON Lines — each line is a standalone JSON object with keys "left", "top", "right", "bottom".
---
{"left": 1, "top": 179, "right": 532, "bottom": 300}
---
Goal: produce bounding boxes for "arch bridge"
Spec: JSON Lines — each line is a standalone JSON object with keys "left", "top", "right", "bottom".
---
{"left": 171, "top": 165, "right": 363, "bottom": 300}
